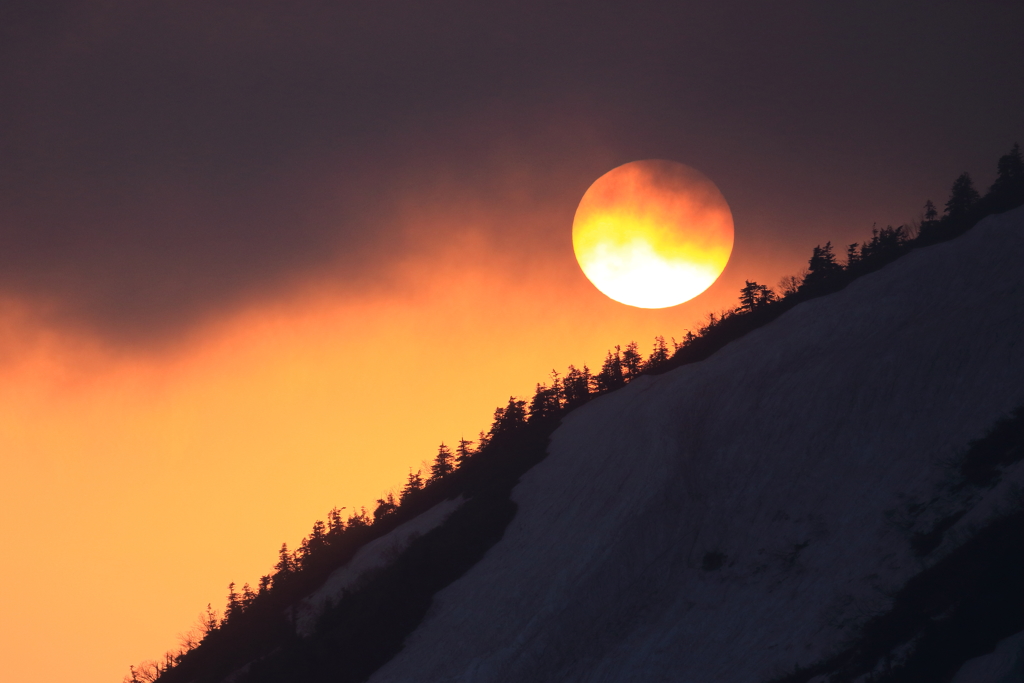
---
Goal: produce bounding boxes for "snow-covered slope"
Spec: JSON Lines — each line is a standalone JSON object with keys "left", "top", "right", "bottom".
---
{"left": 368, "top": 206, "right": 1024, "bottom": 683}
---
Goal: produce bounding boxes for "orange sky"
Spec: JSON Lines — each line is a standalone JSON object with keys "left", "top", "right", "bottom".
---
{"left": 0, "top": 185, "right": 817, "bottom": 683}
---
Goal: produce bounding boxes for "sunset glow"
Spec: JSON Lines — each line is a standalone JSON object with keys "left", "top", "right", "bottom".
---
{"left": 572, "top": 160, "right": 735, "bottom": 308}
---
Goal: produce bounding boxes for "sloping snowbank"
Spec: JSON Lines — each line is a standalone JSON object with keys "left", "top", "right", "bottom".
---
{"left": 368, "top": 206, "right": 1024, "bottom": 683}
{"left": 295, "top": 496, "right": 463, "bottom": 637}
{"left": 952, "top": 630, "right": 1024, "bottom": 683}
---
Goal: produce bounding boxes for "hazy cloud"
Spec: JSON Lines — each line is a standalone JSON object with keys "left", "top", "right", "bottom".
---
{"left": 1, "top": 0, "right": 1021, "bottom": 343}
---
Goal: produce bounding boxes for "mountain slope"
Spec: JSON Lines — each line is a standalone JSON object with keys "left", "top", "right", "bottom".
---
{"left": 366, "top": 206, "right": 1024, "bottom": 683}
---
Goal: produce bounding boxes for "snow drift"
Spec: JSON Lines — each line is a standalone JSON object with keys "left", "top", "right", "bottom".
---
{"left": 362, "top": 206, "right": 1024, "bottom": 682}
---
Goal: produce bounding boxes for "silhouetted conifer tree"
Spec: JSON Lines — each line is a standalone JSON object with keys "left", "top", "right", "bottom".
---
{"left": 801, "top": 242, "right": 842, "bottom": 290}
{"left": 199, "top": 603, "right": 219, "bottom": 635}
{"left": 241, "top": 583, "right": 257, "bottom": 610}
{"left": 488, "top": 397, "right": 527, "bottom": 438}
{"left": 646, "top": 336, "right": 670, "bottom": 370}
{"left": 563, "top": 364, "right": 592, "bottom": 408}
{"left": 621, "top": 341, "right": 643, "bottom": 381}
{"left": 224, "top": 582, "right": 242, "bottom": 623}
{"left": 945, "top": 172, "right": 980, "bottom": 220}
{"left": 738, "top": 281, "right": 776, "bottom": 312}
{"left": 595, "top": 346, "right": 625, "bottom": 392}
{"left": 455, "top": 438, "right": 475, "bottom": 465}
{"left": 846, "top": 243, "right": 860, "bottom": 268}
{"left": 327, "top": 506, "right": 346, "bottom": 534}
{"left": 274, "top": 543, "right": 295, "bottom": 578}
{"left": 528, "top": 381, "right": 561, "bottom": 421}
{"left": 986, "top": 143, "right": 1024, "bottom": 212}
{"left": 347, "top": 507, "right": 370, "bottom": 528}
{"left": 373, "top": 492, "right": 398, "bottom": 521}
{"left": 401, "top": 469, "right": 424, "bottom": 502}
{"left": 429, "top": 443, "right": 454, "bottom": 481}
{"left": 859, "top": 225, "right": 908, "bottom": 264}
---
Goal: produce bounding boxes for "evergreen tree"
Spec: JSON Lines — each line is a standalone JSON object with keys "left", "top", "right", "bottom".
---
{"left": 476, "top": 429, "right": 491, "bottom": 452}
{"left": 801, "top": 242, "right": 842, "bottom": 289}
{"left": 400, "top": 469, "right": 424, "bottom": 502}
{"left": 241, "top": 583, "right": 257, "bottom": 610}
{"left": 645, "top": 336, "right": 670, "bottom": 370}
{"left": 528, "top": 382, "right": 561, "bottom": 421}
{"left": 738, "top": 281, "right": 776, "bottom": 312}
{"left": 563, "top": 364, "right": 592, "bottom": 408}
{"left": 859, "top": 225, "right": 908, "bottom": 263}
{"left": 486, "top": 397, "right": 527, "bottom": 438}
{"left": 347, "top": 507, "right": 370, "bottom": 528}
{"left": 455, "top": 438, "right": 475, "bottom": 465}
{"left": 327, "top": 506, "right": 346, "bottom": 534}
{"left": 756, "top": 284, "right": 777, "bottom": 307}
{"left": 224, "top": 582, "right": 242, "bottom": 623}
{"left": 274, "top": 543, "right": 295, "bottom": 578}
{"left": 923, "top": 199, "right": 938, "bottom": 221}
{"left": 945, "top": 172, "right": 980, "bottom": 220}
{"left": 595, "top": 346, "right": 624, "bottom": 392}
{"left": 738, "top": 280, "right": 760, "bottom": 312}
{"left": 986, "top": 143, "right": 1024, "bottom": 212}
{"left": 373, "top": 492, "right": 398, "bottom": 521}
{"left": 199, "top": 603, "right": 219, "bottom": 635}
{"left": 621, "top": 341, "right": 643, "bottom": 381}
{"left": 846, "top": 243, "right": 860, "bottom": 268}
{"left": 304, "top": 519, "right": 327, "bottom": 560}
{"left": 429, "top": 443, "right": 454, "bottom": 481}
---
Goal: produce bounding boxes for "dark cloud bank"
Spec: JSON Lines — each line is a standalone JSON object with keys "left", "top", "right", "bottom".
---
{"left": 1, "top": 0, "right": 1021, "bottom": 343}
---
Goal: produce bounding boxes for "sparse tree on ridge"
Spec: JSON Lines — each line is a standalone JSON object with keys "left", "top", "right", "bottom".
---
{"left": 778, "top": 273, "right": 803, "bottom": 297}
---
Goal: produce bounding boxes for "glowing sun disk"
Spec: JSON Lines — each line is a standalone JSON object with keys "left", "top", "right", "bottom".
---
{"left": 572, "top": 160, "right": 734, "bottom": 308}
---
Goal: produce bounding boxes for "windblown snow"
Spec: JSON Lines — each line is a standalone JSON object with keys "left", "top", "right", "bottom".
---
{"left": 362, "top": 207, "right": 1024, "bottom": 683}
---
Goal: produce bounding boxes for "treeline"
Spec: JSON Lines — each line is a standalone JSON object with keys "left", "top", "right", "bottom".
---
{"left": 125, "top": 144, "right": 1024, "bottom": 683}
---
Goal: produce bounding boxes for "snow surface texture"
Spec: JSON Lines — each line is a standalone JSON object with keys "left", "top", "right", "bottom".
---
{"left": 295, "top": 496, "right": 463, "bottom": 637}
{"left": 951, "top": 631, "right": 1024, "bottom": 683}
{"left": 367, "top": 206, "right": 1024, "bottom": 683}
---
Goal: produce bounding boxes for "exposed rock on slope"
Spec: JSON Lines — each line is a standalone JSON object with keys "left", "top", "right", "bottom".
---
{"left": 367, "top": 206, "right": 1024, "bottom": 682}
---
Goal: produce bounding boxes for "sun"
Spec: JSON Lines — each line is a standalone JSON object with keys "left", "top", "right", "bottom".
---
{"left": 572, "top": 160, "right": 734, "bottom": 308}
